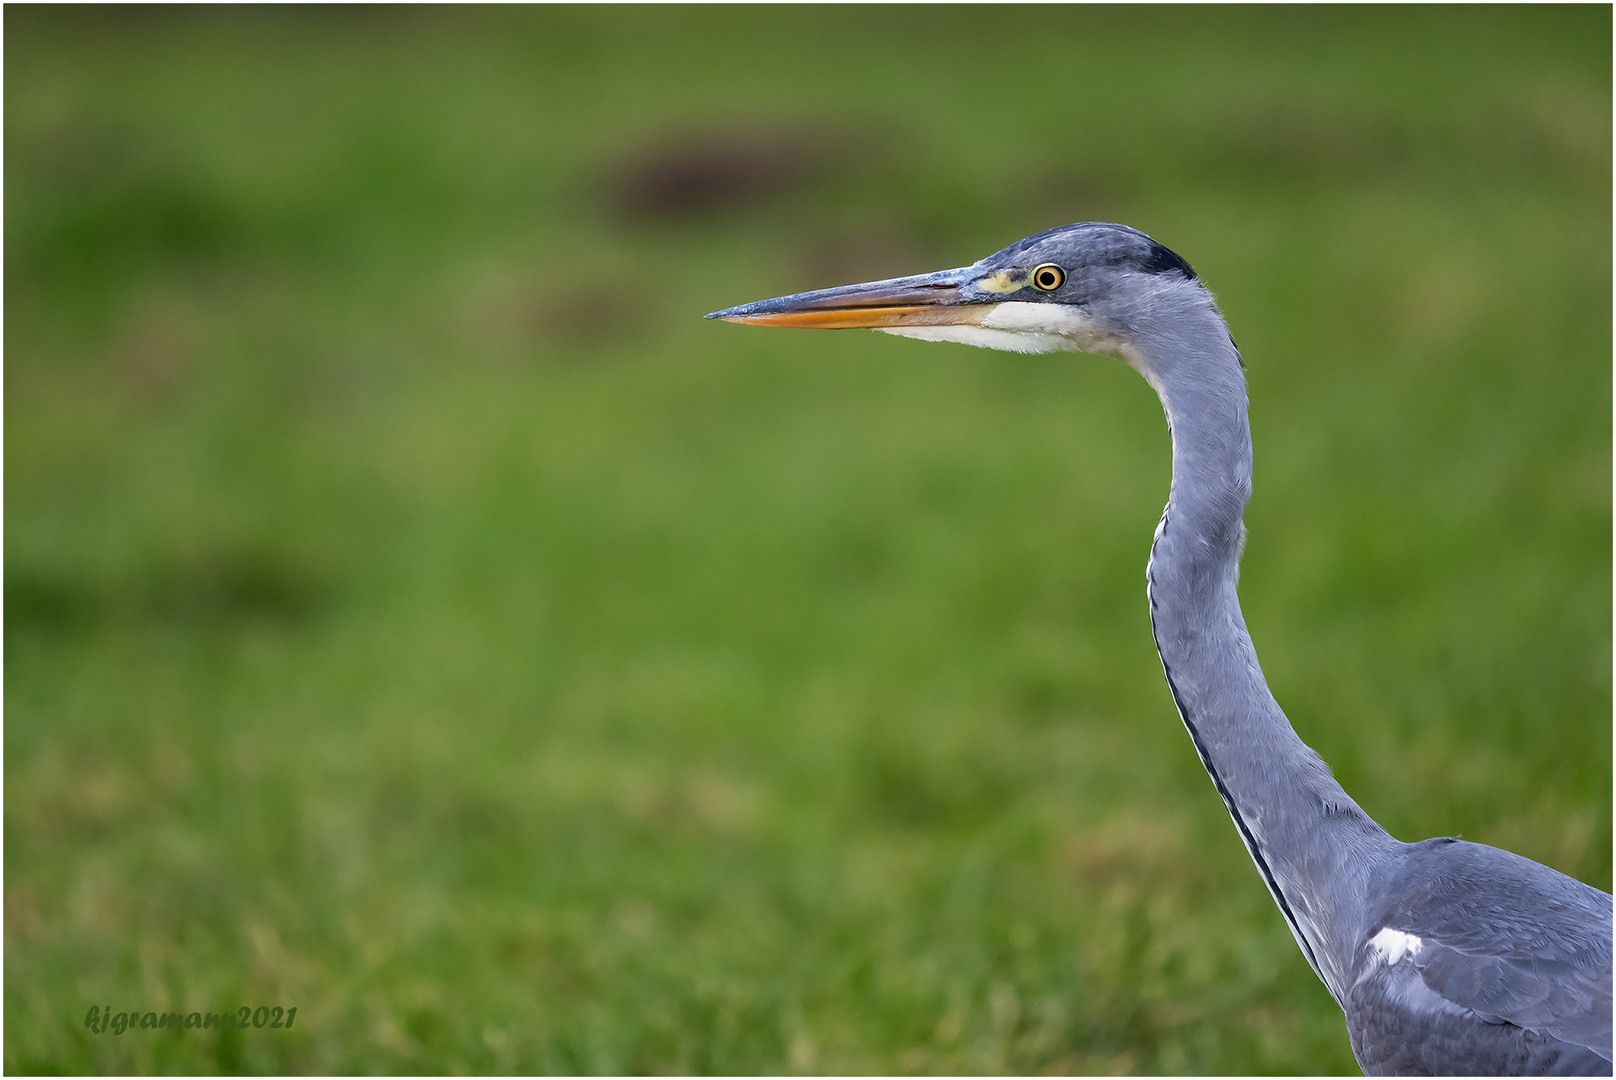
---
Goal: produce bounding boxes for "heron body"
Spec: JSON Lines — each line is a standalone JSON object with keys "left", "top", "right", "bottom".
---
{"left": 709, "top": 223, "right": 1613, "bottom": 1076}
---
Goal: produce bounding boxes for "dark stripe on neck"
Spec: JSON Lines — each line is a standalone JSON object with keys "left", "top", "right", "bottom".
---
{"left": 1147, "top": 511, "right": 1325, "bottom": 989}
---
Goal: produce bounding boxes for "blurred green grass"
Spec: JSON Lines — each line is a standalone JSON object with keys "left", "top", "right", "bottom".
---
{"left": 4, "top": 6, "right": 1609, "bottom": 1074}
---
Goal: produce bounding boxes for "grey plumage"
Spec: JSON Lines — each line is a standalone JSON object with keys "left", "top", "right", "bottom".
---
{"left": 708, "top": 222, "right": 1613, "bottom": 1076}
{"left": 1349, "top": 839, "right": 1611, "bottom": 1074}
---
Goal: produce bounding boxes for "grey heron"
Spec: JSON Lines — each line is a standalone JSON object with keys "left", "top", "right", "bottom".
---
{"left": 707, "top": 223, "right": 1613, "bottom": 1076}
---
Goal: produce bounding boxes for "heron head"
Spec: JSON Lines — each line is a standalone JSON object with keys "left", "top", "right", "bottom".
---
{"left": 706, "top": 222, "right": 1204, "bottom": 360}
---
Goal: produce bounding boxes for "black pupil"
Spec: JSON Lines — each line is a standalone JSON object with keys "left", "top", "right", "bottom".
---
{"left": 1037, "top": 269, "right": 1058, "bottom": 288}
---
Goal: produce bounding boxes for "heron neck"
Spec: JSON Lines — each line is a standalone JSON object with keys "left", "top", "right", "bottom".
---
{"left": 1133, "top": 306, "right": 1394, "bottom": 1003}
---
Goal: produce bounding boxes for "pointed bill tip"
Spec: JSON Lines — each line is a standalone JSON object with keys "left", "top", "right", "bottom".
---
{"left": 706, "top": 300, "right": 770, "bottom": 322}
{"left": 705, "top": 267, "right": 987, "bottom": 329}
{"left": 706, "top": 299, "right": 788, "bottom": 323}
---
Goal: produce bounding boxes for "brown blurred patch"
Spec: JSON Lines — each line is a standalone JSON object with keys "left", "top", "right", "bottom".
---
{"left": 115, "top": 294, "right": 202, "bottom": 402}
{"left": 456, "top": 259, "right": 657, "bottom": 356}
{"left": 530, "top": 283, "right": 656, "bottom": 349}
{"left": 795, "top": 223, "right": 941, "bottom": 289}
{"left": 600, "top": 126, "right": 835, "bottom": 222}
{"left": 13, "top": 747, "right": 130, "bottom": 845}
{"left": 615, "top": 764, "right": 761, "bottom": 840}
{"left": 5, "top": 884, "right": 44, "bottom": 942}
{"left": 143, "top": 545, "right": 331, "bottom": 627}
{"left": 1063, "top": 812, "right": 1193, "bottom": 893}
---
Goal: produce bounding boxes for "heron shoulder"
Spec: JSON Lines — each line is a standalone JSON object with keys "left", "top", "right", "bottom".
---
{"left": 1346, "top": 838, "right": 1614, "bottom": 1067}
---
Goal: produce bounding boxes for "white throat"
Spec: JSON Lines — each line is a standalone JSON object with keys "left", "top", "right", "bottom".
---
{"left": 879, "top": 301, "right": 1137, "bottom": 358}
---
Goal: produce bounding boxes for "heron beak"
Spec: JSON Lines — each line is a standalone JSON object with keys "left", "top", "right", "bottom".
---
{"left": 706, "top": 266, "right": 993, "bottom": 329}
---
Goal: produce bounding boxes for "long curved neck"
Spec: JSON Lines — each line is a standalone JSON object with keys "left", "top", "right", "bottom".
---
{"left": 1130, "top": 292, "right": 1395, "bottom": 1003}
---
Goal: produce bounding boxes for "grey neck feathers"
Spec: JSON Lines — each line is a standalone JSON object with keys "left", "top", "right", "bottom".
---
{"left": 1128, "top": 282, "right": 1395, "bottom": 1003}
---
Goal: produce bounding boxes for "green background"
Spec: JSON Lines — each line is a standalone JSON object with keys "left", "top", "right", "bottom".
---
{"left": 6, "top": 6, "right": 1610, "bottom": 1074}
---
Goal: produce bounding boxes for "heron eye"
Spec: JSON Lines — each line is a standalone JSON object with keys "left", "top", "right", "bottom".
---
{"left": 1031, "top": 264, "right": 1064, "bottom": 292}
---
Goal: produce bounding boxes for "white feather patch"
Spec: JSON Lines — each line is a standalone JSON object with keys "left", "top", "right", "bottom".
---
{"left": 1368, "top": 927, "right": 1423, "bottom": 966}
{"left": 981, "top": 301, "right": 1132, "bottom": 355}
{"left": 877, "top": 324, "right": 1056, "bottom": 353}
{"left": 880, "top": 302, "right": 1138, "bottom": 359}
